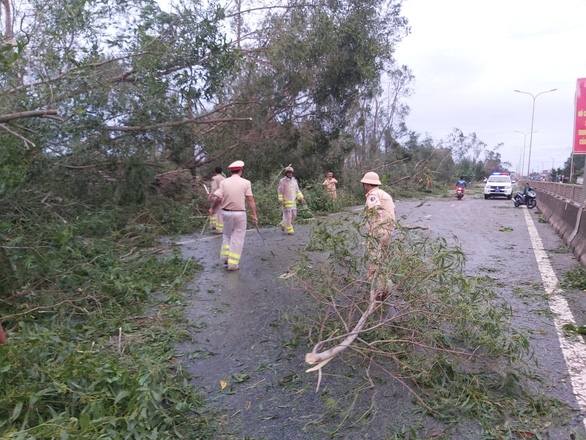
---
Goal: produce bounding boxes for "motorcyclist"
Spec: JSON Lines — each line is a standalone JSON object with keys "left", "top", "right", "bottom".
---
{"left": 516, "top": 183, "right": 531, "bottom": 203}
{"left": 456, "top": 176, "right": 467, "bottom": 188}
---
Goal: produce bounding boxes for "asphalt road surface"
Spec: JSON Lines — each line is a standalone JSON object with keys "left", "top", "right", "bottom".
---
{"left": 174, "top": 191, "right": 586, "bottom": 439}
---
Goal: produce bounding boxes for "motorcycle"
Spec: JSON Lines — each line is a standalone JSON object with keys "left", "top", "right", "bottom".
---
{"left": 456, "top": 186, "right": 465, "bottom": 200}
{"left": 513, "top": 187, "right": 537, "bottom": 209}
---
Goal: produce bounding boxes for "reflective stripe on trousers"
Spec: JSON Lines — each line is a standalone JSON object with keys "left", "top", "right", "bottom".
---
{"left": 215, "top": 218, "right": 223, "bottom": 233}
{"left": 210, "top": 197, "right": 223, "bottom": 231}
{"left": 221, "top": 210, "right": 247, "bottom": 269}
{"left": 210, "top": 216, "right": 224, "bottom": 232}
{"left": 281, "top": 209, "right": 297, "bottom": 234}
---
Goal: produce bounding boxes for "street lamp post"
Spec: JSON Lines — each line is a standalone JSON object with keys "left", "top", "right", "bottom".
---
{"left": 511, "top": 146, "right": 522, "bottom": 177}
{"left": 514, "top": 130, "right": 535, "bottom": 178}
{"left": 514, "top": 88, "right": 557, "bottom": 178}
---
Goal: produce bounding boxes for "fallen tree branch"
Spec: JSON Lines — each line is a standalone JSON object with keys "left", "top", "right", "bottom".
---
{"left": 305, "top": 280, "right": 380, "bottom": 374}
{"left": 403, "top": 225, "right": 430, "bottom": 231}
{"left": 103, "top": 100, "right": 257, "bottom": 132}
{"left": 293, "top": 218, "right": 531, "bottom": 428}
{"left": 0, "top": 110, "right": 59, "bottom": 123}
{"left": 0, "top": 124, "right": 35, "bottom": 148}
{"left": 104, "top": 117, "right": 252, "bottom": 132}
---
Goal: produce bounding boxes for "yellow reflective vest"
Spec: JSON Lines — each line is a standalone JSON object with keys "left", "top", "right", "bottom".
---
{"left": 278, "top": 177, "right": 303, "bottom": 210}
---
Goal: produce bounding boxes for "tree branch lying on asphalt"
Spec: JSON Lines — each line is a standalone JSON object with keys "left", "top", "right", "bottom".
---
{"left": 290, "top": 219, "right": 532, "bottom": 421}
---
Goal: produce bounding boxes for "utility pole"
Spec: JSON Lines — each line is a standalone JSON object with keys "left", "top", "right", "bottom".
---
{"left": 514, "top": 88, "right": 557, "bottom": 177}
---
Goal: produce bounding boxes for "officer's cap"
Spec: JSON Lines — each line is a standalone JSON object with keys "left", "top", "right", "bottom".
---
{"left": 229, "top": 160, "right": 245, "bottom": 170}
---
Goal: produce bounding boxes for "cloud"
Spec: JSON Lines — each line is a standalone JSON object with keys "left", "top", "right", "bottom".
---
{"left": 396, "top": 0, "right": 586, "bottom": 172}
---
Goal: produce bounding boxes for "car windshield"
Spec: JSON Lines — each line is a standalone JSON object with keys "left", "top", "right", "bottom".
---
{"left": 488, "top": 176, "right": 510, "bottom": 183}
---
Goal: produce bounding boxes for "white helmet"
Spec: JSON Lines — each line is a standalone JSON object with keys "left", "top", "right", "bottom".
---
{"left": 228, "top": 160, "right": 245, "bottom": 170}
{"left": 360, "top": 171, "right": 381, "bottom": 185}
{"left": 285, "top": 166, "right": 294, "bottom": 173}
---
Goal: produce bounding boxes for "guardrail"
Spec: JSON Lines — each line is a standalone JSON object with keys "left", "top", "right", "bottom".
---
{"left": 520, "top": 181, "right": 583, "bottom": 205}
{"left": 519, "top": 180, "right": 585, "bottom": 269}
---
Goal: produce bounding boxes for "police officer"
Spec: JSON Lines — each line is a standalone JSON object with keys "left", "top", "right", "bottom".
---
{"left": 278, "top": 166, "right": 305, "bottom": 236}
{"left": 208, "top": 166, "right": 225, "bottom": 233}
{"left": 361, "top": 171, "right": 396, "bottom": 282}
{"left": 322, "top": 172, "right": 338, "bottom": 199}
{"left": 209, "top": 161, "right": 258, "bottom": 271}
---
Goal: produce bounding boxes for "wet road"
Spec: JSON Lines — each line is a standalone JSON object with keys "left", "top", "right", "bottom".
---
{"left": 400, "top": 194, "right": 586, "bottom": 432}
{"left": 173, "top": 191, "right": 586, "bottom": 439}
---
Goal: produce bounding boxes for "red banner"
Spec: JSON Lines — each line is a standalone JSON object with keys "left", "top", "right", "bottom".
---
{"left": 574, "top": 78, "right": 586, "bottom": 154}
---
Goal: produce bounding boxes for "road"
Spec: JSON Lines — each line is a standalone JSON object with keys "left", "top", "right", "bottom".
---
{"left": 174, "top": 190, "right": 586, "bottom": 439}
{"left": 399, "top": 193, "right": 586, "bottom": 432}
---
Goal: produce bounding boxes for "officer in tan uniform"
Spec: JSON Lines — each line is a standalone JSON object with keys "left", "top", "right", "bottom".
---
{"left": 208, "top": 167, "right": 225, "bottom": 233}
{"left": 361, "top": 171, "right": 396, "bottom": 281}
{"left": 322, "top": 172, "right": 338, "bottom": 199}
{"left": 209, "top": 161, "right": 258, "bottom": 271}
{"left": 278, "top": 166, "right": 305, "bottom": 235}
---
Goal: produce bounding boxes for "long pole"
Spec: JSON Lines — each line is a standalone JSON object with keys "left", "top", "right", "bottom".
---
{"left": 518, "top": 148, "right": 523, "bottom": 176}
{"left": 515, "top": 130, "right": 534, "bottom": 178}
{"left": 512, "top": 146, "right": 522, "bottom": 177}
{"left": 514, "top": 88, "right": 557, "bottom": 177}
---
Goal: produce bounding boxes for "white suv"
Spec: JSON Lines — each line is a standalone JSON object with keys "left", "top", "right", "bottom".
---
{"left": 484, "top": 172, "right": 513, "bottom": 199}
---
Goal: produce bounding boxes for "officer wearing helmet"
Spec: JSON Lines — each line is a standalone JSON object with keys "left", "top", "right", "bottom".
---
{"left": 278, "top": 166, "right": 306, "bottom": 236}
{"left": 361, "top": 171, "right": 396, "bottom": 280}
{"left": 209, "top": 160, "right": 258, "bottom": 271}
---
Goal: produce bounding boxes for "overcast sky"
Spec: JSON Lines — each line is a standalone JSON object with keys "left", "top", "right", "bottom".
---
{"left": 394, "top": 0, "right": 585, "bottom": 175}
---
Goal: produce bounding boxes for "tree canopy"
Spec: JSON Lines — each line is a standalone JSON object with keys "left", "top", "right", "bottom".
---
{"left": 0, "top": 0, "right": 515, "bottom": 205}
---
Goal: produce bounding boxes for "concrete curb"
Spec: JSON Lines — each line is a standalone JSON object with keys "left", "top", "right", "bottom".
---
{"left": 570, "top": 205, "right": 586, "bottom": 268}
{"left": 537, "top": 190, "right": 586, "bottom": 268}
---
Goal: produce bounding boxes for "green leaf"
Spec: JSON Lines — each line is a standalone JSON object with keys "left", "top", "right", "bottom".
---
{"left": 114, "top": 390, "right": 132, "bottom": 404}
{"left": 10, "top": 401, "right": 23, "bottom": 422}
{"left": 79, "top": 413, "right": 91, "bottom": 430}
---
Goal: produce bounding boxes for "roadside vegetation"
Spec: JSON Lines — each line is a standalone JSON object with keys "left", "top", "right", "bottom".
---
{"left": 0, "top": 193, "right": 218, "bottom": 439}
